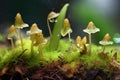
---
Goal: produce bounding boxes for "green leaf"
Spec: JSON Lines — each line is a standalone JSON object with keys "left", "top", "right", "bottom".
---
{"left": 48, "top": 3, "right": 69, "bottom": 51}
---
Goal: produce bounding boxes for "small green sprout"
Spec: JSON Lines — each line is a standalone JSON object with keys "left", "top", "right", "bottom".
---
{"left": 7, "top": 25, "right": 17, "bottom": 49}
{"left": 47, "top": 11, "right": 59, "bottom": 37}
{"left": 61, "top": 18, "right": 72, "bottom": 42}
{"left": 99, "top": 33, "right": 113, "bottom": 52}
{"left": 83, "top": 21, "right": 100, "bottom": 54}
{"left": 48, "top": 3, "right": 69, "bottom": 51}
{"left": 27, "top": 23, "right": 44, "bottom": 54}
{"left": 76, "top": 36, "right": 87, "bottom": 54}
{"left": 14, "top": 13, "right": 29, "bottom": 50}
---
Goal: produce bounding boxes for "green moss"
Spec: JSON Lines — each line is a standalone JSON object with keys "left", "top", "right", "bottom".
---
{"left": 0, "top": 37, "right": 119, "bottom": 71}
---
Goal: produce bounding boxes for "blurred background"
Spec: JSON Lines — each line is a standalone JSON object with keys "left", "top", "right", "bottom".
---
{"left": 0, "top": 0, "right": 120, "bottom": 43}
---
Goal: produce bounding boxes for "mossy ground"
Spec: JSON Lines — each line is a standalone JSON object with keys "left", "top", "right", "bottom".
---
{"left": 0, "top": 38, "right": 119, "bottom": 70}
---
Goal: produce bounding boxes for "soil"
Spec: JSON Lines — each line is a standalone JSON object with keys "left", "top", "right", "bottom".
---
{"left": 0, "top": 60, "right": 119, "bottom": 80}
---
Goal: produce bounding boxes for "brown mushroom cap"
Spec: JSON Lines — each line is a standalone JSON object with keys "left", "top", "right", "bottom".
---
{"left": 27, "top": 23, "right": 42, "bottom": 35}
{"left": 15, "top": 13, "right": 29, "bottom": 29}
{"left": 99, "top": 33, "right": 113, "bottom": 45}
{"left": 103, "top": 33, "right": 110, "bottom": 41}
{"left": 7, "top": 25, "right": 17, "bottom": 39}
{"left": 83, "top": 21, "right": 100, "bottom": 34}
{"left": 76, "top": 36, "right": 87, "bottom": 48}
{"left": 61, "top": 18, "right": 72, "bottom": 37}
{"left": 47, "top": 11, "right": 59, "bottom": 20}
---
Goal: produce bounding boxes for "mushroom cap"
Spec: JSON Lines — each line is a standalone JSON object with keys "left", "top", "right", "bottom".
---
{"left": 81, "top": 36, "right": 87, "bottom": 44}
{"left": 27, "top": 23, "right": 42, "bottom": 35}
{"left": 15, "top": 13, "right": 29, "bottom": 29}
{"left": 30, "top": 33, "right": 44, "bottom": 46}
{"left": 99, "top": 33, "right": 113, "bottom": 45}
{"left": 47, "top": 11, "right": 59, "bottom": 20}
{"left": 99, "top": 40, "right": 113, "bottom": 45}
{"left": 7, "top": 25, "right": 17, "bottom": 39}
{"left": 103, "top": 33, "right": 110, "bottom": 41}
{"left": 83, "top": 21, "right": 100, "bottom": 34}
{"left": 87, "top": 21, "right": 95, "bottom": 29}
{"left": 76, "top": 36, "right": 87, "bottom": 44}
{"left": 76, "top": 36, "right": 87, "bottom": 48}
{"left": 76, "top": 36, "right": 82, "bottom": 44}
{"left": 61, "top": 18, "right": 72, "bottom": 37}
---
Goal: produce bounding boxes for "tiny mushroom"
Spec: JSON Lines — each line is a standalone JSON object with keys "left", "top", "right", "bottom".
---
{"left": 83, "top": 21, "right": 100, "bottom": 54}
{"left": 99, "top": 33, "right": 113, "bottom": 45}
{"left": 14, "top": 13, "right": 29, "bottom": 50}
{"left": 15, "top": 13, "right": 29, "bottom": 29}
{"left": 27, "top": 23, "right": 44, "bottom": 54}
{"left": 61, "top": 18, "right": 72, "bottom": 42}
{"left": 76, "top": 36, "right": 87, "bottom": 53}
{"left": 99, "top": 33, "right": 113, "bottom": 52}
{"left": 47, "top": 11, "right": 59, "bottom": 22}
{"left": 83, "top": 21, "right": 100, "bottom": 34}
{"left": 76, "top": 36, "right": 82, "bottom": 48}
{"left": 47, "top": 11, "right": 59, "bottom": 37}
{"left": 7, "top": 25, "right": 17, "bottom": 48}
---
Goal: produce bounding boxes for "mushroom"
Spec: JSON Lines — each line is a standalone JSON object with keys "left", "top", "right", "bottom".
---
{"left": 99, "top": 33, "right": 113, "bottom": 52}
{"left": 15, "top": 13, "right": 29, "bottom": 29}
{"left": 83, "top": 21, "right": 100, "bottom": 54}
{"left": 76, "top": 36, "right": 87, "bottom": 54}
{"left": 61, "top": 18, "right": 72, "bottom": 42}
{"left": 27, "top": 23, "right": 44, "bottom": 54}
{"left": 7, "top": 25, "right": 17, "bottom": 48}
{"left": 14, "top": 13, "right": 29, "bottom": 50}
{"left": 47, "top": 11, "right": 59, "bottom": 37}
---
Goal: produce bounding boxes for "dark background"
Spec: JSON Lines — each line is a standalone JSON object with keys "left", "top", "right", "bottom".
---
{"left": 0, "top": 0, "right": 70, "bottom": 36}
{"left": 0, "top": 0, "right": 120, "bottom": 42}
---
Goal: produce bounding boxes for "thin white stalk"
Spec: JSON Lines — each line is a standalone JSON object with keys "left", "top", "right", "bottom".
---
{"left": 47, "top": 19, "right": 52, "bottom": 37}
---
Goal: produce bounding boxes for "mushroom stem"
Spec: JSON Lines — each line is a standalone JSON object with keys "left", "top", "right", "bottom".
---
{"left": 68, "top": 33, "right": 71, "bottom": 42}
{"left": 89, "top": 33, "right": 92, "bottom": 54}
{"left": 18, "top": 28, "right": 24, "bottom": 50}
{"left": 47, "top": 19, "right": 52, "bottom": 37}
{"left": 10, "top": 38, "right": 14, "bottom": 49}
{"left": 68, "top": 33, "right": 73, "bottom": 48}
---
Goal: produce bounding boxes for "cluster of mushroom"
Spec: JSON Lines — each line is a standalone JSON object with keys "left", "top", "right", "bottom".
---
{"left": 27, "top": 23, "right": 44, "bottom": 54}
{"left": 7, "top": 13, "right": 29, "bottom": 50}
{"left": 75, "top": 36, "right": 87, "bottom": 54}
{"left": 7, "top": 13, "right": 45, "bottom": 53}
{"left": 47, "top": 11, "right": 73, "bottom": 43}
{"left": 7, "top": 12, "right": 114, "bottom": 55}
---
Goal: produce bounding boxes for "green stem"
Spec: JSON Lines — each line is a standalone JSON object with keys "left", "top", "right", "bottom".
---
{"left": 48, "top": 3, "right": 69, "bottom": 51}
{"left": 89, "top": 33, "right": 92, "bottom": 54}
{"left": 18, "top": 28, "right": 24, "bottom": 50}
{"left": 10, "top": 38, "right": 14, "bottom": 49}
{"left": 47, "top": 19, "right": 52, "bottom": 37}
